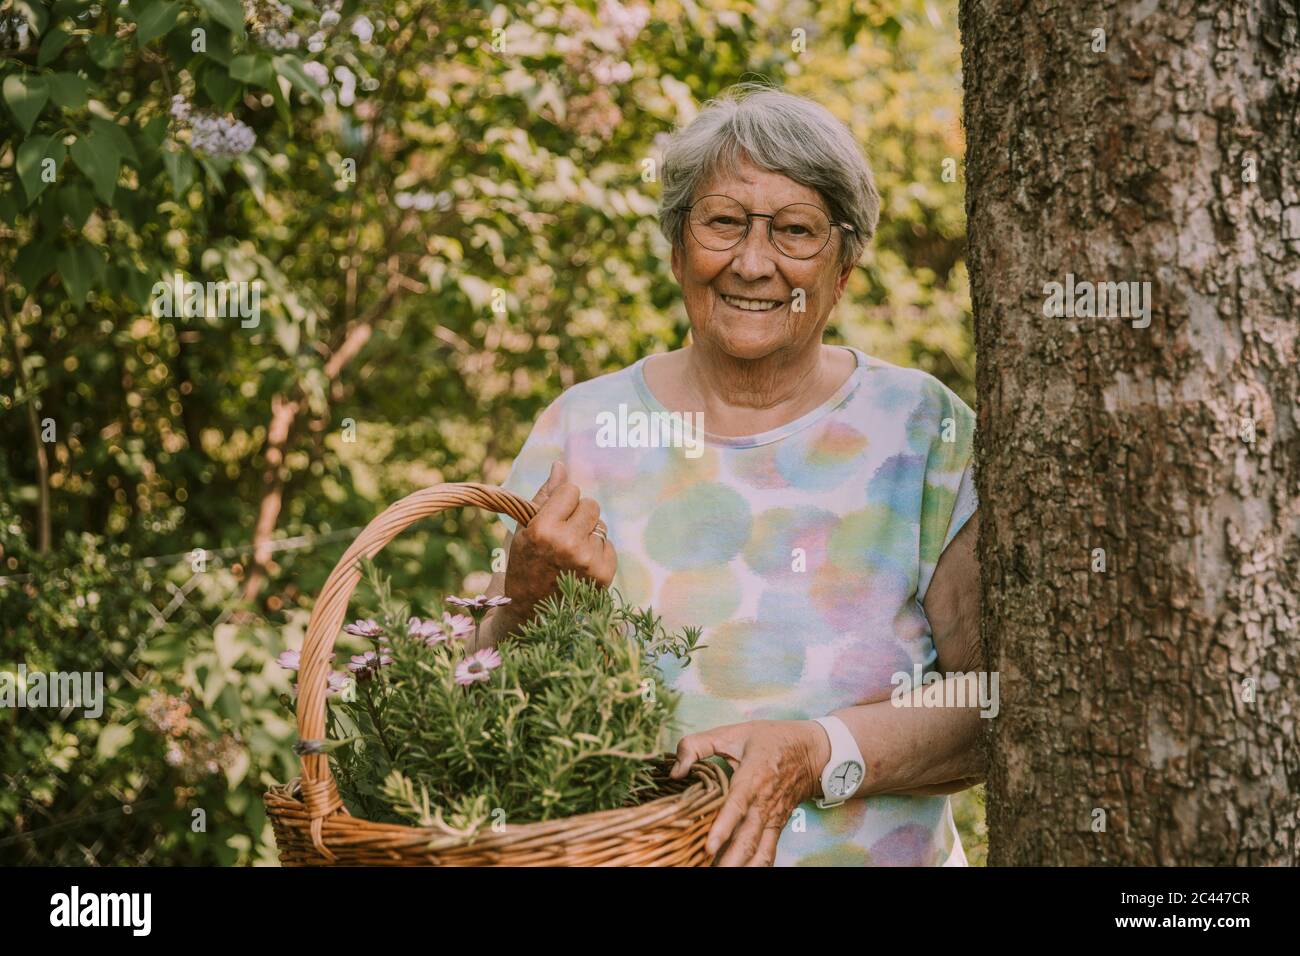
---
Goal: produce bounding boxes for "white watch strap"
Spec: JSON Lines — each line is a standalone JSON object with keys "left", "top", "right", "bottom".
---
{"left": 814, "top": 715, "right": 865, "bottom": 807}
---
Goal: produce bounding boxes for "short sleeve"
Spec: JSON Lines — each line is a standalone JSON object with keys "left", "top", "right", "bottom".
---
{"left": 915, "top": 381, "right": 978, "bottom": 604}
{"left": 496, "top": 392, "right": 570, "bottom": 538}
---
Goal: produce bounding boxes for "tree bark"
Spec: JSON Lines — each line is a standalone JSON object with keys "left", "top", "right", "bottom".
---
{"left": 962, "top": 0, "right": 1300, "bottom": 864}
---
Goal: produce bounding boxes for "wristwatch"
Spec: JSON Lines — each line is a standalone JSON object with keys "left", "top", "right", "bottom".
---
{"left": 812, "top": 715, "right": 866, "bottom": 808}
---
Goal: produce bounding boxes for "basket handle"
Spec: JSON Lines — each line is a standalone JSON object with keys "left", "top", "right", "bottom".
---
{"left": 292, "top": 482, "right": 607, "bottom": 858}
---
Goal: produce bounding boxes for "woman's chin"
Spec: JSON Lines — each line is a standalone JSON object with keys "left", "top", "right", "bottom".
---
{"left": 697, "top": 319, "right": 792, "bottom": 360}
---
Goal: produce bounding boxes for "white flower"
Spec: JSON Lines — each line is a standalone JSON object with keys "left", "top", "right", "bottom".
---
{"left": 303, "top": 61, "right": 329, "bottom": 86}
{"left": 599, "top": 0, "right": 650, "bottom": 45}
{"left": 351, "top": 15, "right": 374, "bottom": 43}
{"left": 592, "top": 59, "right": 633, "bottom": 85}
{"left": 395, "top": 190, "right": 446, "bottom": 211}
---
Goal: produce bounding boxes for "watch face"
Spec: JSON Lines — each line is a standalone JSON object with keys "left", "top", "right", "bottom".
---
{"left": 828, "top": 760, "right": 864, "bottom": 797}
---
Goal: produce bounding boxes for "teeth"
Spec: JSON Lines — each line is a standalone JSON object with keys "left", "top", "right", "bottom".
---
{"left": 722, "top": 295, "right": 782, "bottom": 311}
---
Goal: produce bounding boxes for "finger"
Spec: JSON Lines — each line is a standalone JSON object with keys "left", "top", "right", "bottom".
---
{"left": 569, "top": 498, "right": 607, "bottom": 564}
{"left": 593, "top": 535, "right": 618, "bottom": 586}
{"left": 717, "top": 806, "right": 768, "bottom": 867}
{"left": 532, "top": 460, "right": 567, "bottom": 505}
{"left": 569, "top": 496, "right": 601, "bottom": 539}
{"left": 535, "top": 481, "right": 581, "bottom": 525}
{"left": 670, "top": 733, "right": 713, "bottom": 778}
{"left": 671, "top": 724, "right": 746, "bottom": 777}
{"left": 744, "top": 827, "right": 781, "bottom": 867}
{"left": 706, "top": 773, "right": 756, "bottom": 858}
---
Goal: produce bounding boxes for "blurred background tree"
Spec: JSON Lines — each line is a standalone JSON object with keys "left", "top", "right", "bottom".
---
{"left": 0, "top": 0, "right": 978, "bottom": 865}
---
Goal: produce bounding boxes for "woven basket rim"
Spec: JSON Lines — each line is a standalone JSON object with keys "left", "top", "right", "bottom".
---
{"left": 266, "top": 755, "right": 729, "bottom": 856}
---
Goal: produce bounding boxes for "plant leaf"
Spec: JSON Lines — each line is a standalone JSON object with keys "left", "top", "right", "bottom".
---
{"left": 56, "top": 242, "right": 106, "bottom": 307}
{"left": 16, "top": 135, "right": 66, "bottom": 206}
{"left": 15, "top": 237, "right": 55, "bottom": 289}
{"left": 272, "top": 54, "right": 322, "bottom": 103}
{"left": 161, "top": 149, "right": 195, "bottom": 199}
{"left": 229, "top": 53, "right": 273, "bottom": 88}
{"left": 87, "top": 36, "right": 126, "bottom": 70}
{"left": 47, "top": 72, "right": 90, "bottom": 110}
{"left": 37, "top": 28, "right": 71, "bottom": 66}
{"left": 89, "top": 116, "right": 141, "bottom": 167}
{"left": 58, "top": 182, "right": 95, "bottom": 228}
{"left": 3, "top": 74, "right": 50, "bottom": 135}
{"left": 70, "top": 134, "right": 121, "bottom": 204}
{"left": 197, "top": 0, "right": 246, "bottom": 35}
{"left": 136, "top": 1, "right": 182, "bottom": 47}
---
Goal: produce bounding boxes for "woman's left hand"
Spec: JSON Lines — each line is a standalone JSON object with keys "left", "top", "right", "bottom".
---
{"left": 669, "top": 719, "right": 829, "bottom": 866}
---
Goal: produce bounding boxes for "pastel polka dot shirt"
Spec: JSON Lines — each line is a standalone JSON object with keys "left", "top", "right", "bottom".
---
{"left": 498, "top": 345, "right": 978, "bottom": 866}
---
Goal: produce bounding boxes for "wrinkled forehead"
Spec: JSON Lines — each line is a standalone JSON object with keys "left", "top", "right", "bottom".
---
{"left": 694, "top": 155, "right": 827, "bottom": 212}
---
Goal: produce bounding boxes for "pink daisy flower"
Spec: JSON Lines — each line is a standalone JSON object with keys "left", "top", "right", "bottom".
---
{"left": 454, "top": 648, "right": 503, "bottom": 686}
{"left": 407, "top": 617, "right": 446, "bottom": 645}
{"left": 445, "top": 594, "right": 512, "bottom": 613}
{"left": 348, "top": 649, "right": 393, "bottom": 680}
{"left": 326, "top": 671, "right": 352, "bottom": 696}
{"left": 276, "top": 649, "right": 301, "bottom": 671}
{"left": 343, "top": 619, "right": 385, "bottom": 638}
{"left": 440, "top": 612, "right": 475, "bottom": 641}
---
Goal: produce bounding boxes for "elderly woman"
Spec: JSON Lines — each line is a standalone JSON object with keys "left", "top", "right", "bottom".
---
{"left": 478, "top": 83, "right": 983, "bottom": 867}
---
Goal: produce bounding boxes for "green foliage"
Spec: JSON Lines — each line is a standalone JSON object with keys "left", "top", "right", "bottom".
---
{"left": 0, "top": 0, "right": 978, "bottom": 864}
{"left": 0, "top": 484, "right": 297, "bottom": 865}
{"left": 328, "top": 568, "right": 704, "bottom": 839}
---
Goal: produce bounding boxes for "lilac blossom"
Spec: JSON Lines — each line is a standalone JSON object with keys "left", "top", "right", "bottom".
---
{"left": 187, "top": 112, "right": 256, "bottom": 158}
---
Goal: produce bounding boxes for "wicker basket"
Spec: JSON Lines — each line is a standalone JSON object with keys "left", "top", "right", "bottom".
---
{"left": 264, "top": 482, "right": 728, "bottom": 865}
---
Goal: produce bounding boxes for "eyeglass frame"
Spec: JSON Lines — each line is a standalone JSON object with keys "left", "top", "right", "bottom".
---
{"left": 673, "top": 194, "right": 857, "bottom": 260}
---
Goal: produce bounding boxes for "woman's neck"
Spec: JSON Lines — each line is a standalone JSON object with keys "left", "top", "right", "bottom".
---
{"left": 676, "top": 341, "right": 845, "bottom": 436}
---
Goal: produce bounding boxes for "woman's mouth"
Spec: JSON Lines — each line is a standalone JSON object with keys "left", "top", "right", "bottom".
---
{"left": 720, "top": 293, "right": 785, "bottom": 313}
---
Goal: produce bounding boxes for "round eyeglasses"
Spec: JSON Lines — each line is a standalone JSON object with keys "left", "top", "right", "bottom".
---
{"left": 675, "top": 194, "right": 856, "bottom": 260}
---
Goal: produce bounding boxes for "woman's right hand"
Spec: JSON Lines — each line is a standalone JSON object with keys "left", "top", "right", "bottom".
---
{"left": 502, "top": 460, "right": 618, "bottom": 618}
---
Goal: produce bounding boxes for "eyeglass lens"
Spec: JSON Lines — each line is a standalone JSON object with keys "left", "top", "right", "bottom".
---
{"left": 688, "top": 195, "right": 831, "bottom": 259}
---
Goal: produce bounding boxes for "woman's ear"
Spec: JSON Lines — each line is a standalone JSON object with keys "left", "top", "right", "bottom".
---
{"left": 834, "top": 259, "right": 855, "bottom": 299}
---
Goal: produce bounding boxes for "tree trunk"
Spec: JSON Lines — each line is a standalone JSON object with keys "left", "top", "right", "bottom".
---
{"left": 961, "top": 0, "right": 1300, "bottom": 864}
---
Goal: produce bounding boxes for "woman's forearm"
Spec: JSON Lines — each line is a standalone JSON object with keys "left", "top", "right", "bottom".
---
{"left": 807, "top": 674, "right": 988, "bottom": 799}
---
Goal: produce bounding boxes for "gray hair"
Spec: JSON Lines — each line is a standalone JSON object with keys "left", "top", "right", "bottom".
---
{"left": 657, "top": 81, "right": 881, "bottom": 271}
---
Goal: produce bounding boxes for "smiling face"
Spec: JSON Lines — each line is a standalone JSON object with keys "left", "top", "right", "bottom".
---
{"left": 671, "top": 157, "right": 855, "bottom": 362}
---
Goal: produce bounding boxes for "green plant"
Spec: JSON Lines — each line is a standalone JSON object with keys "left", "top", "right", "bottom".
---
{"left": 309, "top": 564, "right": 704, "bottom": 840}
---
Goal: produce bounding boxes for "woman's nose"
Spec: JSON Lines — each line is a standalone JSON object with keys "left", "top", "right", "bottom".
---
{"left": 727, "top": 226, "right": 777, "bottom": 279}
